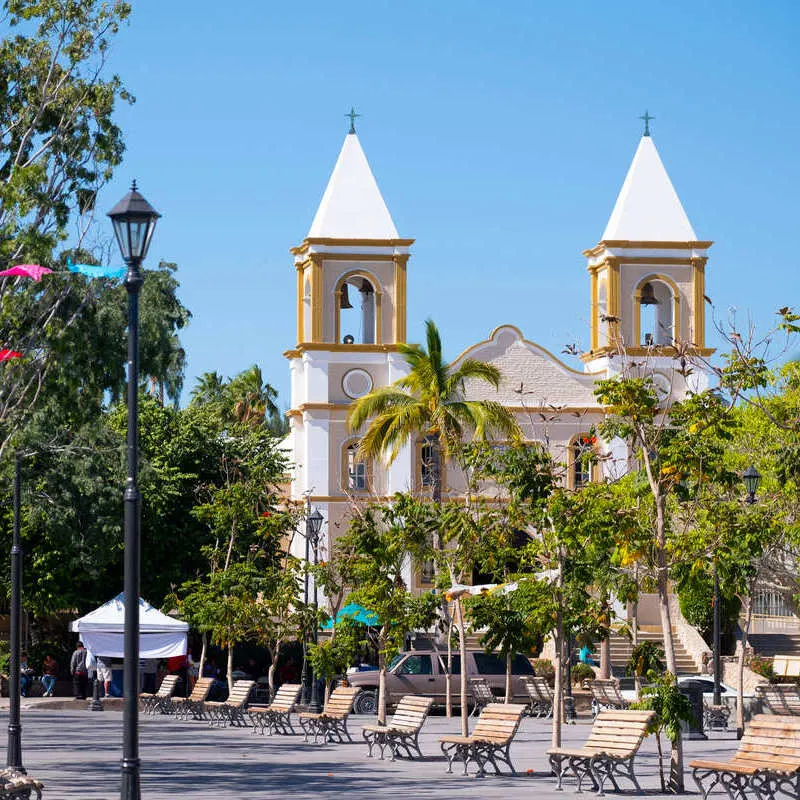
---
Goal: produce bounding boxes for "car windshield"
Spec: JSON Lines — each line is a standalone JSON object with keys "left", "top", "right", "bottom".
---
{"left": 388, "top": 654, "right": 405, "bottom": 671}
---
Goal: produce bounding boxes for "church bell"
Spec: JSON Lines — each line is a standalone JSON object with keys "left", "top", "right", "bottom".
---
{"left": 340, "top": 282, "right": 353, "bottom": 309}
{"left": 640, "top": 282, "right": 659, "bottom": 306}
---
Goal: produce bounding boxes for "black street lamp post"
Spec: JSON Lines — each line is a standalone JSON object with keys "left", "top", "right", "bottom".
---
{"left": 712, "top": 465, "right": 761, "bottom": 708}
{"left": 308, "top": 507, "right": 324, "bottom": 714}
{"left": 299, "top": 500, "right": 324, "bottom": 709}
{"left": 7, "top": 453, "right": 24, "bottom": 772}
{"left": 108, "top": 182, "right": 160, "bottom": 800}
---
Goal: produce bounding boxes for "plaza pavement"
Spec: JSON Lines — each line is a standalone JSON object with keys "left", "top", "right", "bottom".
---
{"left": 3, "top": 700, "right": 741, "bottom": 799}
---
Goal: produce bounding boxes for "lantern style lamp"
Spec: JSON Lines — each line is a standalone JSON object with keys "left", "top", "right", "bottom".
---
{"left": 108, "top": 181, "right": 160, "bottom": 800}
{"left": 742, "top": 465, "right": 761, "bottom": 504}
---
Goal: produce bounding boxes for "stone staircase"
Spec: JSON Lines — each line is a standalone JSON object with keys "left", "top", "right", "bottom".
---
{"left": 593, "top": 626, "right": 702, "bottom": 675}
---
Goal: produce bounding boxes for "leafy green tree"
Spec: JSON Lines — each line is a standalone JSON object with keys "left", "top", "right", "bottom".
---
{"left": 633, "top": 673, "right": 695, "bottom": 793}
{"left": 467, "top": 582, "right": 550, "bottom": 702}
{"left": 348, "top": 318, "right": 520, "bottom": 502}
{"left": 0, "top": 0, "right": 132, "bottom": 266}
{"left": 334, "top": 502, "right": 439, "bottom": 724}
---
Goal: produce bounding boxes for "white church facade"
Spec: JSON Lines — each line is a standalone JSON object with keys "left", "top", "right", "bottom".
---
{"left": 285, "top": 121, "right": 713, "bottom": 593}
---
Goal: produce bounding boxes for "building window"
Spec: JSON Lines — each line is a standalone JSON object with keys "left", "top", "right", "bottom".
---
{"left": 419, "top": 558, "right": 435, "bottom": 586}
{"left": 420, "top": 435, "right": 440, "bottom": 488}
{"left": 571, "top": 434, "right": 597, "bottom": 489}
{"left": 345, "top": 441, "right": 369, "bottom": 492}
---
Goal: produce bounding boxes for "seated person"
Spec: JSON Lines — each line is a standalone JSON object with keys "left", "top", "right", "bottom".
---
{"left": 19, "top": 653, "right": 35, "bottom": 697}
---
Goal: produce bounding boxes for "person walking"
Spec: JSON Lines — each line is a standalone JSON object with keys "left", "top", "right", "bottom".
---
{"left": 70, "top": 641, "right": 89, "bottom": 699}
{"left": 96, "top": 655, "right": 112, "bottom": 697}
{"left": 41, "top": 654, "right": 58, "bottom": 697}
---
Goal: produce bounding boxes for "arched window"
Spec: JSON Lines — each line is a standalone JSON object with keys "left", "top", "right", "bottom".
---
{"left": 570, "top": 434, "right": 597, "bottom": 489}
{"left": 338, "top": 276, "right": 376, "bottom": 344}
{"left": 419, "top": 435, "right": 441, "bottom": 489}
{"left": 637, "top": 279, "right": 676, "bottom": 346}
{"left": 344, "top": 441, "right": 370, "bottom": 492}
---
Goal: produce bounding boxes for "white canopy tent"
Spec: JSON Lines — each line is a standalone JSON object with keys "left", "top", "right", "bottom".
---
{"left": 69, "top": 593, "right": 188, "bottom": 658}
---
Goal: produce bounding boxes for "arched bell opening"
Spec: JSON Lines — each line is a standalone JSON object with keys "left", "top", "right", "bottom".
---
{"left": 636, "top": 278, "right": 677, "bottom": 347}
{"left": 336, "top": 274, "right": 378, "bottom": 344}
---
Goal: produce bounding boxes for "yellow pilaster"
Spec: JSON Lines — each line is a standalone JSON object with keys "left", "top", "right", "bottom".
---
{"left": 296, "top": 265, "right": 305, "bottom": 344}
{"left": 692, "top": 257, "right": 707, "bottom": 348}
{"left": 310, "top": 256, "right": 323, "bottom": 342}
{"left": 589, "top": 265, "right": 599, "bottom": 351}
{"left": 607, "top": 258, "right": 621, "bottom": 348}
{"left": 393, "top": 255, "right": 408, "bottom": 343}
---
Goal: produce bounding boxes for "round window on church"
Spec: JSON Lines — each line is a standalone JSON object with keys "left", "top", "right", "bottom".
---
{"left": 342, "top": 369, "right": 373, "bottom": 399}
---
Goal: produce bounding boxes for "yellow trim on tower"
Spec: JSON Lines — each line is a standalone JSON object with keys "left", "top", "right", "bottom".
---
{"left": 394, "top": 255, "right": 408, "bottom": 343}
{"left": 589, "top": 266, "right": 599, "bottom": 352}
{"left": 310, "top": 257, "right": 323, "bottom": 342}
{"left": 692, "top": 257, "right": 707, "bottom": 348}
{"left": 296, "top": 267, "right": 305, "bottom": 344}
{"left": 607, "top": 259, "right": 621, "bottom": 348}
{"left": 582, "top": 240, "right": 714, "bottom": 257}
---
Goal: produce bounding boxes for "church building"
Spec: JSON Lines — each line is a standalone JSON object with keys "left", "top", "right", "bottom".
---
{"left": 284, "top": 118, "right": 713, "bottom": 594}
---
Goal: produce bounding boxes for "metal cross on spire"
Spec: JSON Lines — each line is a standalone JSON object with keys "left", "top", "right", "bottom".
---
{"left": 346, "top": 107, "right": 361, "bottom": 134}
{"left": 639, "top": 110, "right": 654, "bottom": 137}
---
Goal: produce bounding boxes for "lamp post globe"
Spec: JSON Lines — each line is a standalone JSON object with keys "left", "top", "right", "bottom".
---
{"left": 742, "top": 465, "right": 761, "bottom": 504}
{"left": 108, "top": 181, "right": 160, "bottom": 800}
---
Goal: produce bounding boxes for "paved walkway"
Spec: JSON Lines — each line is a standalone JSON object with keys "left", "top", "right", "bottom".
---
{"left": 5, "top": 704, "right": 740, "bottom": 798}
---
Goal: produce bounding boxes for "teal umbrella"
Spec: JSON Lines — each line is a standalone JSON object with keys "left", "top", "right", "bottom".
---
{"left": 321, "top": 602, "right": 379, "bottom": 629}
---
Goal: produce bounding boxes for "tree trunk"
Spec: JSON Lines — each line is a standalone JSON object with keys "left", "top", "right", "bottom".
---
{"left": 632, "top": 573, "right": 641, "bottom": 698}
{"left": 505, "top": 651, "right": 512, "bottom": 703}
{"left": 737, "top": 594, "right": 753, "bottom": 738}
{"left": 598, "top": 595, "right": 611, "bottom": 679}
{"left": 198, "top": 631, "right": 208, "bottom": 680}
{"left": 656, "top": 732, "right": 665, "bottom": 792}
{"left": 226, "top": 645, "right": 234, "bottom": 694}
{"left": 377, "top": 631, "right": 387, "bottom": 725}
{"left": 552, "top": 546, "right": 565, "bottom": 749}
{"left": 445, "top": 614, "right": 454, "bottom": 718}
{"left": 670, "top": 737, "right": 685, "bottom": 794}
{"left": 654, "top": 493, "right": 678, "bottom": 675}
{"left": 456, "top": 598, "right": 469, "bottom": 737}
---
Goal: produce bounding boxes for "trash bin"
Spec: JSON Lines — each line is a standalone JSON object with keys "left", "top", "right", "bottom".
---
{"left": 679, "top": 680, "right": 707, "bottom": 740}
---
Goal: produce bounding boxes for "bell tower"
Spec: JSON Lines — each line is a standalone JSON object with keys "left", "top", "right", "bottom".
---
{"left": 285, "top": 117, "right": 414, "bottom": 537}
{"left": 582, "top": 118, "right": 714, "bottom": 392}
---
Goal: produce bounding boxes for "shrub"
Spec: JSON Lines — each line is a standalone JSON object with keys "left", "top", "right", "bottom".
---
{"left": 627, "top": 640, "right": 665, "bottom": 678}
{"left": 532, "top": 658, "right": 554, "bottom": 686}
{"left": 748, "top": 655, "right": 775, "bottom": 682}
{"left": 571, "top": 662, "right": 595, "bottom": 684}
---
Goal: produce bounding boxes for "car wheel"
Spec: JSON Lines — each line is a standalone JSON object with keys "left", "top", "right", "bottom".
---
{"left": 354, "top": 690, "right": 378, "bottom": 715}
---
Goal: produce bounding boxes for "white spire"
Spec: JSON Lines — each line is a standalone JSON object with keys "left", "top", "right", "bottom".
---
{"left": 307, "top": 133, "right": 398, "bottom": 239}
{"left": 602, "top": 136, "right": 697, "bottom": 242}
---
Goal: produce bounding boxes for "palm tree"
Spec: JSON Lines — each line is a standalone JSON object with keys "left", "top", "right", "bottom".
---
{"left": 227, "top": 365, "right": 281, "bottom": 428}
{"left": 347, "top": 319, "right": 521, "bottom": 502}
{"left": 190, "top": 371, "right": 228, "bottom": 406}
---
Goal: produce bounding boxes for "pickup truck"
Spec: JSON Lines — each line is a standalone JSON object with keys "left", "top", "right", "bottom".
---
{"left": 346, "top": 649, "right": 536, "bottom": 714}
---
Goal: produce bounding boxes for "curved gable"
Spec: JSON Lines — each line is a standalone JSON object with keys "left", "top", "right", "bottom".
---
{"left": 454, "top": 325, "right": 602, "bottom": 408}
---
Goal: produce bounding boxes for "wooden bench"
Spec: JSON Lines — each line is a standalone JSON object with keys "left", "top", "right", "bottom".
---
{"left": 0, "top": 768, "right": 43, "bottom": 800}
{"left": 247, "top": 683, "right": 302, "bottom": 735}
{"left": 547, "top": 709, "right": 654, "bottom": 795}
{"left": 520, "top": 675, "right": 554, "bottom": 718}
{"left": 140, "top": 674, "right": 179, "bottom": 715}
{"left": 362, "top": 695, "right": 434, "bottom": 760}
{"left": 690, "top": 714, "right": 800, "bottom": 800}
{"left": 439, "top": 702, "right": 527, "bottom": 777}
{"left": 756, "top": 683, "right": 800, "bottom": 716}
{"left": 772, "top": 656, "right": 800, "bottom": 679}
{"left": 298, "top": 686, "right": 361, "bottom": 744}
{"left": 468, "top": 676, "right": 496, "bottom": 717}
{"left": 589, "top": 679, "right": 630, "bottom": 717}
{"left": 171, "top": 677, "right": 214, "bottom": 720}
{"left": 204, "top": 679, "right": 255, "bottom": 727}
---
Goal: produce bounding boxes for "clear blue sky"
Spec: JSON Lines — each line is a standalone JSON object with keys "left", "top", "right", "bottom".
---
{"left": 96, "top": 1, "right": 800, "bottom": 406}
